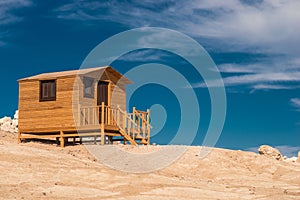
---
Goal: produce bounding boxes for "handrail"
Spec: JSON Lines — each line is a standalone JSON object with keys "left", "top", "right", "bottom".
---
{"left": 78, "top": 103, "right": 151, "bottom": 144}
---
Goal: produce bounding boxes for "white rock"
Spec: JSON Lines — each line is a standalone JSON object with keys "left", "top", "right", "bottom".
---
{"left": 0, "top": 111, "right": 19, "bottom": 133}
{"left": 1, "top": 117, "right": 12, "bottom": 124}
{"left": 1, "top": 121, "right": 13, "bottom": 132}
{"left": 282, "top": 156, "right": 287, "bottom": 160}
{"left": 285, "top": 157, "right": 298, "bottom": 162}
{"left": 258, "top": 145, "right": 282, "bottom": 160}
{"left": 12, "top": 119, "right": 18, "bottom": 127}
{"left": 14, "top": 110, "right": 19, "bottom": 120}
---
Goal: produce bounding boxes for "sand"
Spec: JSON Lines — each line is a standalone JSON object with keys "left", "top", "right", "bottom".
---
{"left": 0, "top": 131, "right": 300, "bottom": 199}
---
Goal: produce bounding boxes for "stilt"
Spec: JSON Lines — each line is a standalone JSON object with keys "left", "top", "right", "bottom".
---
{"left": 60, "top": 131, "right": 64, "bottom": 147}
{"left": 17, "top": 131, "right": 21, "bottom": 144}
{"left": 108, "top": 136, "right": 113, "bottom": 144}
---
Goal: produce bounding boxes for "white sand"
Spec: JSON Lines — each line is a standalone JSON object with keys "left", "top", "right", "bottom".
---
{"left": 1, "top": 131, "right": 300, "bottom": 199}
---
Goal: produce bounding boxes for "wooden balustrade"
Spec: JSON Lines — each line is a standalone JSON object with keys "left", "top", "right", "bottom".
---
{"left": 78, "top": 103, "right": 151, "bottom": 144}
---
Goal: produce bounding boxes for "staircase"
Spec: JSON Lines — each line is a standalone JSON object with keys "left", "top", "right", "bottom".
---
{"left": 115, "top": 106, "right": 151, "bottom": 146}
{"left": 79, "top": 104, "right": 151, "bottom": 145}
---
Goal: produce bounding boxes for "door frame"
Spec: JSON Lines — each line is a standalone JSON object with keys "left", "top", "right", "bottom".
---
{"left": 96, "top": 80, "right": 111, "bottom": 124}
{"left": 96, "top": 80, "right": 111, "bottom": 107}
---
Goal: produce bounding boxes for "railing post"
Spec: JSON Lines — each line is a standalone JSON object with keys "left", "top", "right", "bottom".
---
{"left": 108, "top": 105, "right": 111, "bottom": 125}
{"left": 147, "top": 109, "right": 151, "bottom": 145}
{"left": 133, "top": 107, "right": 136, "bottom": 123}
{"left": 116, "top": 105, "right": 120, "bottom": 127}
{"left": 123, "top": 110, "right": 127, "bottom": 131}
{"left": 83, "top": 108, "right": 86, "bottom": 125}
{"left": 96, "top": 105, "right": 99, "bottom": 125}
{"left": 78, "top": 104, "right": 81, "bottom": 126}
{"left": 101, "top": 102, "right": 105, "bottom": 145}
{"left": 87, "top": 107, "right": 90, "bottom": 126}
{"left": 142, "top": 113, "right": 146, "bottom": 138}
{"left": 93, "top": 106, "right": 95, "bottom": 125}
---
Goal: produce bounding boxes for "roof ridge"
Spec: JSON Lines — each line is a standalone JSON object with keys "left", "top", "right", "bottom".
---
{"left": 18, "top": 66, "right": 109, "bottom": 81}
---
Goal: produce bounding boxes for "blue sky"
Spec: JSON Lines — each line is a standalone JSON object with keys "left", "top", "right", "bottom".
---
{"left": 0, "top": 0, "right": 300, "bottom": 156}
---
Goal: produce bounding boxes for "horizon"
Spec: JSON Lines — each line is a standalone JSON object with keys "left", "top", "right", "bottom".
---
{"left": 0, "top": 0, "right": 299, "bottom": 156}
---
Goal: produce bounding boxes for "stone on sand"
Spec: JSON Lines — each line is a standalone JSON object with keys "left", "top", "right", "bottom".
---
{"left": 0, "top": 110, "right": 18, "bottom": 133}
{"left": 258, "top": 145, "right": 282, "bottom": 160}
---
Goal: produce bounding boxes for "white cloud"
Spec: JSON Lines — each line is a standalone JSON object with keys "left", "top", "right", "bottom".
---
{"left": 0, "top": 0, "right": 33, "bottom": 45}
{"left": 53, "top": 0, "right": 300, "bottom": 54}
{"left": 54, "top": 0, "right": 300, "bottom": 91}
{"left": 251, "top": 84, "right": 295, "bottom": 90}
{"left": 218, "top": 64, "right": 257, "bottom": 73}
{"left": 290, "top": 98, "right": 300, "bottom": 111}
{"left": 117, "top": 49, "right": 168, "bottom": 62}
{"left": 218, "top": 57, "right": 300, "bottom": 74}
{"left": 194, "top": 71, "right": 300, "bottom": 89}
{"left": 199, "top": 56, "right": 300, "bottom": 90}
{"left": 0, "top": 0, "right": 32, "bottom": 25}
{"left": 290, "top": 98, "right": 300, "bottom": 107}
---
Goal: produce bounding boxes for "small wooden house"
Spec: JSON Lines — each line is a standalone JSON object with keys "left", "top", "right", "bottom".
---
{"left": 17, "top": 66, "right": 151, "bottom": 147}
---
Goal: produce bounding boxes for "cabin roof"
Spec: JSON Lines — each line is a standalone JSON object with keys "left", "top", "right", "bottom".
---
{"left": 18, "top": 66, "right": 132, "bottom": 83}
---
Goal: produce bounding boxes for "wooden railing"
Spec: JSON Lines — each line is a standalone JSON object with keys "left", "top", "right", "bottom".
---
{"left": 130, "top": 107, "right": 151, "bottom": 141}
{"left": 79, "top": 104, "right": 118, "bottom": 127}
{"left": 78, "top": 103, "right": 151, "bottom": 144}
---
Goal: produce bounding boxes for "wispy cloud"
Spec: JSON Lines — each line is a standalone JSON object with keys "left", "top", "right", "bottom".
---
{"left": 197, "top": 55, "right": 300, "bottom": 90}
{"left": 53, "top": 0, "right": 300, "bottom": 54}
{"left": 117, "top": 49, "right": 170, "bottom": 62}
{"left": 194, "top": 71, "right": 300, "bottom": 89}
{"left": 0, "top": 0, "right": 32, "bottom": 25}
{"left": 0, "top": 0, "right": 33, "bottom": 45}
{"left": 290, "top": 98, "right": 300, "bottom": 112}
{"left": 218, "top": 57, "right": 300, "bottom": 74}
{"left": 251, "top": 84, "right": 296, "bottom": 90}
{"left": 53, "top": 0, "right": 300, "bottom": 91}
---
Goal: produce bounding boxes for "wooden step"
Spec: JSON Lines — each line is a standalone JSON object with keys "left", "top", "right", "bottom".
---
{"left": 119, "top": 129, "right": 137, "bottom": 146}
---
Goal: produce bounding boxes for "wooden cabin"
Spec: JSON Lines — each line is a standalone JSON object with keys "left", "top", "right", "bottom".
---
{"left": 17, "top": 66, "right": 151, "bottom": 147}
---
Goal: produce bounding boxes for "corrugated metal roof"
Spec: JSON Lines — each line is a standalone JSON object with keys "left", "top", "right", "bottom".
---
{"left": 18, "top": 66, "right": 132, "bottom": 83}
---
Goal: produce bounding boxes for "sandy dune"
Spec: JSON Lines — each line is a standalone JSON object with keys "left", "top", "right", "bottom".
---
{"left": 0, "top": 131, "right": 300, "bottom": 199}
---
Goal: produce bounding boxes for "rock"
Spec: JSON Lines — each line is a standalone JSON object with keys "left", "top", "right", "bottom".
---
{"left": 258, "top": 145, "right": 282, "bottom": 160}
{"left": 1, "top": 116, "right": 12, "bottom": 124}
{"left": 0, "top": 110, "right": 19, "bottom": 133}
{"left": 14, "top": 110, "right": 19, "bottom": 120}
{"left": 285, "top": 157, "right": 298, "bottom": 162}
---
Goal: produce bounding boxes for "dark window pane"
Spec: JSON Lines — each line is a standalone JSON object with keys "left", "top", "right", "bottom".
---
{"left": 50, "top": 82, "right": 55, "bottom": 97}
{"left": 43, "top": 83, "right": 48, "bottom": 98}
{"left": 83, "top": 77, "right": 94, "bottom": 98}
{"left": 40, "top": 80, "right": 56, "bottom": 101}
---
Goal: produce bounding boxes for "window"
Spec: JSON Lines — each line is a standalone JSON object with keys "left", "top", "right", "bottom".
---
{"left": 83, "top": 77, "right": 94, "bottom": 98}
{"left": 40, "top": 80, "right": 56, "bottom": 101}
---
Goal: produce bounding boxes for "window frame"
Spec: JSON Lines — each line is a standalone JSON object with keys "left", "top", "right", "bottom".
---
{"left": 83, "top": 77, "right": 95, "bottom": 98}
{"left": 39, "top": 79, "right": 56, "bottom": 102}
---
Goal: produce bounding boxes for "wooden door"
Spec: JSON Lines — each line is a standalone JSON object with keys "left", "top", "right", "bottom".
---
{"left": 97, "top": 81, "right": 109, "bottom": 123}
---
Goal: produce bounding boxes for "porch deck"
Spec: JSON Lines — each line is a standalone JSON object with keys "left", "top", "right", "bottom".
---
{"left": 18, "top": 103, "right": 151, "bottom": 147}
